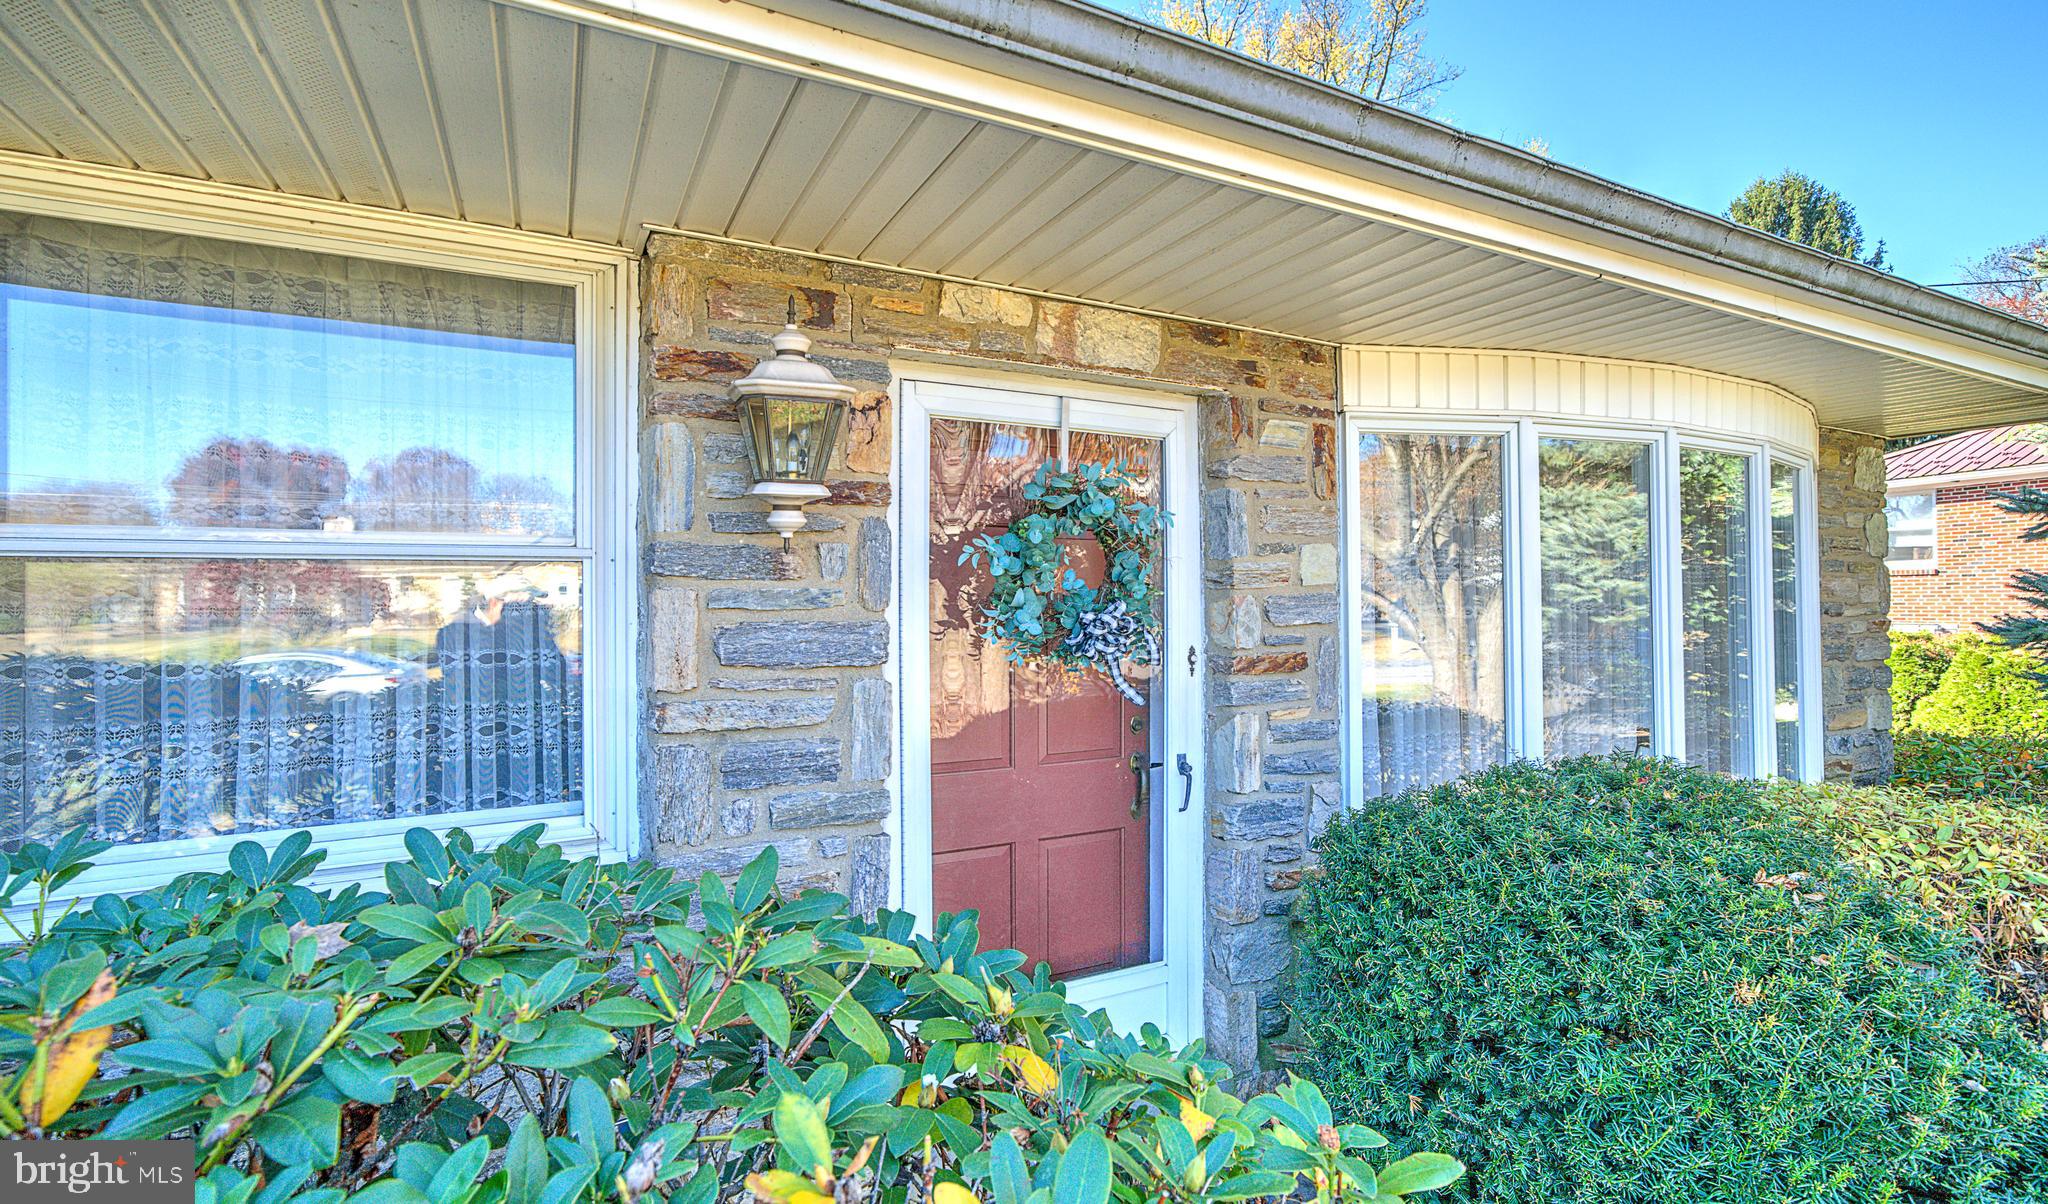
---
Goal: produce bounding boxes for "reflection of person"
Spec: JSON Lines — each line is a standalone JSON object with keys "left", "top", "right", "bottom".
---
{"left": 426, "top": 580, "right": 568, "bottom": 812}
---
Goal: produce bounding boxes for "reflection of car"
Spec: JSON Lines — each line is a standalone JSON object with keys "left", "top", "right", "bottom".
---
{"left": 232, "top": 650, "right": 426, "bottom": 699}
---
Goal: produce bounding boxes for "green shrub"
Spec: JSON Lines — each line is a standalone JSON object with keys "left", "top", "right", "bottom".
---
{"left": 1913, "top": 637, "right": 2048, "bottom": 739}
{"left": 1773, "top": 780, "right": 2048, "bottom": 1031}
{"left": 1895, "top": 727, "right": 2048, "bottom": 808}
{"left": 1288, "top": 756, "right": 2048, "bottom": 1204}
{"left": 1890, "top": 630, "right": 1956, "bottom": 726}
{"left": 0, "top": 826, "right": 1459, "bottom": 1204}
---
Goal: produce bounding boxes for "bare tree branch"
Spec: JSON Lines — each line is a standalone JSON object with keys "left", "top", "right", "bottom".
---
{"left": 1151, "top": 0, "right": 1458, "bottom": 113}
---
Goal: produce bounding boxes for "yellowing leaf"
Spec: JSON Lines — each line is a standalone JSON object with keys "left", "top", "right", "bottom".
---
{"left": 934, "top": 1184, "right": 981, "bottom": 1204}
{"left": 746, "top": 1170, "right": 827, "bottom": 1203}
{"left": 1179, "top": 1096, "right": 1215, "bottom": 1142}
{"left": 22, "top": 969, "right": 116, "bottom": 1128}
{"left": 1002, "top": 1045, "right": 1058, "bottom": 1097}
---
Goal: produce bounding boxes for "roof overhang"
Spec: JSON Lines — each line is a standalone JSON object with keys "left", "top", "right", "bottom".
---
{"left": 1, "top": 0, "right": 2043, "bottom": 435}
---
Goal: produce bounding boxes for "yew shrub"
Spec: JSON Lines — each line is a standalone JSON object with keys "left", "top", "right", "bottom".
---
{"left": 1288, "top": 757, "right": 2048, "bottom": 1204}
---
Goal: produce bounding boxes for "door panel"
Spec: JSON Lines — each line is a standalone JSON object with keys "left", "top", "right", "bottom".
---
{"left": 928, "top": 416, "right": 1160, "bottom": 980}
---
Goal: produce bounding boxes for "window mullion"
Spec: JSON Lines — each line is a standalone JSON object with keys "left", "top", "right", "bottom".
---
{"left": 1339, "top": 414, "right": 1364, "bottom": 807}
{"left": 1750, "top": 449, "right": 1778, "bottom": 779}
{"left": 1652, "top": 433, "right": 1685, "bottom": 762}
{"left": 1511, "top": 418, "right": 1543, "bottom": 761}
{"left": 1799, "top": 464, "right": 1825, "bottom": 782}
{"left": 0, "top": 533, "right": 589, "bottom": 561}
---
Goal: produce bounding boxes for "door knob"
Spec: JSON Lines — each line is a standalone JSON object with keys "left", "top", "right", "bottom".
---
{"left": 1129, "top": 753, "right": 1162, "bottom": 817}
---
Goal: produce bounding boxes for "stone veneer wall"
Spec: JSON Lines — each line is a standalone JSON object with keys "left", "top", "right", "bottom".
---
{"left": 637, "top": 234, "right": 1344, "bottom": 1073}
{"left": 1817, "top": 426, "right": 1894, "bottom": 782}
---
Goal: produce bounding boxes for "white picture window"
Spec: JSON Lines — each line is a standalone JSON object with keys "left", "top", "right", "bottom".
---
{"left": 1346, "top": 417, "right": 1818, "bottom": 796}
{"left": 1884, "top": 490, "right": 1937, "bottom": 570}
{"left": 0, "top": 205, "right": 630, "bottom": 885}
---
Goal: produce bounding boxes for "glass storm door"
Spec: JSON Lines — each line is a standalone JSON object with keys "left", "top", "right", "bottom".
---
{"left": 926, "top": 415, "right": 1164, "bottom": 982}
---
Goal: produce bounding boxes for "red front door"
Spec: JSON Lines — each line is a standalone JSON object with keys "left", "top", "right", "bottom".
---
{"left": 927, "top": 417, "right": 1159, "bottom": 980}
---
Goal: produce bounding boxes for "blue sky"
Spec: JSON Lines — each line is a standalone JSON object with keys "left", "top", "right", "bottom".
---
{"left": 1093, "top": 0, "right": 2046, "bottom": 287}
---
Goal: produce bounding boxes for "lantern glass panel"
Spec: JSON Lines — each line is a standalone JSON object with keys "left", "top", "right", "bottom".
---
{"left": 741, "top": 394, "right": 846, "bottom": 484}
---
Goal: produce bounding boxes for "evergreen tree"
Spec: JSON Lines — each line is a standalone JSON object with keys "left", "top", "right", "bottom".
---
{"left": 1727, "top": 170, "right": 1889, "bottom": 269}
{"left": 1984, "top": 484, "right": 2048, "bottom": 653}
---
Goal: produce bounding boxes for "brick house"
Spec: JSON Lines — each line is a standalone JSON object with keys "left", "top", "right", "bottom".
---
{"left": 1, "top": 0, "right": 2047, "bottom": 1073}
{"left": 1888, "top": 425, "right": 2048, "bottom": 632}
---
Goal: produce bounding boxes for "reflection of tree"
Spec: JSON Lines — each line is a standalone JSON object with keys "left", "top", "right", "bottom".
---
{"left": 349, "top": 448, "right": 569, "bottom": 537}
{"left": 1357, "top": 434, "right": 1508, "bottom": 794}
{"left": 352, "top": 447, "right": 480, "bottom": 532}
{"left": 928, "top": 421, "right": 1055, "bottom": 741}
{"left": 925, "top": 422, "right": 1160, "bottom": 741}
{"left": 1769, "top": 467, "right": 1802, "bottom": 772}
{"left": 179, "top": 560, "right": 392, "bottom": 639}
{"left": 1357, "top": 436, "right": 1505, "bottom": 721}
{"left": 1678, "top": 450, "right": 1753, "bottom": 773}
{"left": 16, "top": 439, "right": 566, "bottom": 537}
{"left": 1539, "top": 440, "right": 1651, "bottom": 754}
{"left": 476, "top": 473, "right": 572, "bottom": 538}
{"left": 166, "top": 436, "right": 350, "bottom": 529}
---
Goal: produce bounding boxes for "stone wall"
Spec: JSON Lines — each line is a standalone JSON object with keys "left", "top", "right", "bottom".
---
{"left": 1817, "top": 426, "right": 1893, "bottom": 782}
{"left": 637, "top": 234, "right": 1343, "bottom": 1073}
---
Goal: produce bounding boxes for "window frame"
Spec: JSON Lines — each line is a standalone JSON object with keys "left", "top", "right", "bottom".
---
{"left": 1883, "top": 489, "right": 1938, "bottom": 573}
{"left": 0, "top": 159, "right": 639, "bottom": 901}
{"left": 1342, "top": 412, "right": 1823, "bottom": 799}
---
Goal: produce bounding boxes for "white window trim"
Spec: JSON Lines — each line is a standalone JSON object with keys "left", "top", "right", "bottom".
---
{"left": 0, "top": 158, "right": 639, "bottom": 903}
{"left": 1884, "top": 490, "right": 1939, "bottom": 574}
{"left": 1341, "top": 411, "right": 1824, "bottom": 800}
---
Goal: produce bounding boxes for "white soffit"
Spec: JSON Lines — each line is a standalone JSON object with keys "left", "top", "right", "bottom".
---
{"left": 0, "top": 0, "right": 2043, "bottom": 436}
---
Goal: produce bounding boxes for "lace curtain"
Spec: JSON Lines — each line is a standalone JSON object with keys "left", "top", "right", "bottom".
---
{"left": 0, "top": 211, "right": 573, "bottom": 343}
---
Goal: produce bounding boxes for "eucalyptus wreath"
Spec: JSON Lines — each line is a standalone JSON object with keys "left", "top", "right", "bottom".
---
{"left": 957, "top": 459, "right": 1168, "bottom": 705}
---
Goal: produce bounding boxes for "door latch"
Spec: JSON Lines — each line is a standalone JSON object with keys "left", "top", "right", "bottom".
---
{"left": 1175, "top": 753, "right": 1194, "bottom": 812}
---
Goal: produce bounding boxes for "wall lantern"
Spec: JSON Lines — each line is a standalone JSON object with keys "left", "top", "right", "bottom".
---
{"left": 732, "top": 301, "right": 855, "bottom": 546}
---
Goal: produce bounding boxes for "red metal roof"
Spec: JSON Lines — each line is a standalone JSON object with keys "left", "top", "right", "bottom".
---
{"left": 1885, "top": 423, "right": 2048, "bottom": 482}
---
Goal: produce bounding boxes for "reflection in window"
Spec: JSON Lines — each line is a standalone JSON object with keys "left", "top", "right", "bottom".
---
{"left": 0, "top": 210, "right": 590, "bottom": 854}
{"left": 1884, "top": 491, "right": 1936, "bottom": 567}
{"left": 927, "top": 419, "right": 1058, "bottom": 744}
{"left": 0, "top": 211, "right": 576, "bottom": 538}
{"left": 0, "top": 559, "right": 583, "bottom": 850}
{"left": 1539, "top": 438, "right": 1653, "bottom": 758}
{"left": 1356, "top": 432, "right": 1506, "bottom": 797}
{"left": 1772, "top": 463, "right": 1806, "bottom": 778}
{"left": 1680, "top": 448, "right": 1755, "bottom": 775}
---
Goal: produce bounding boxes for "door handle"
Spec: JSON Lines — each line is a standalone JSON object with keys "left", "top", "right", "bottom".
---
{"left": 1129, "top": 753, "right": 1162, "bottom": 818}
{"left": 1175, "top": 753, "right": 1194, "bottom": 812}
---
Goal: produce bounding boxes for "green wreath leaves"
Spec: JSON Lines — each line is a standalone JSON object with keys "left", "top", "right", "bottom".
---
{"left": 957, "top": 459, "right": 1168, "bottom": 704}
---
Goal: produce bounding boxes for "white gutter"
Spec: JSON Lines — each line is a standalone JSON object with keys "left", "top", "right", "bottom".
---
{"left": 502, "top": 0, "right": 2048, "bottom": 399}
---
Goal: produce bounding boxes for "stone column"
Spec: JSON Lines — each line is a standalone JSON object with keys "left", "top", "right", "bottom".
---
{"left": 1816, "top": 426, "right": 1893, "bottom": 782}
